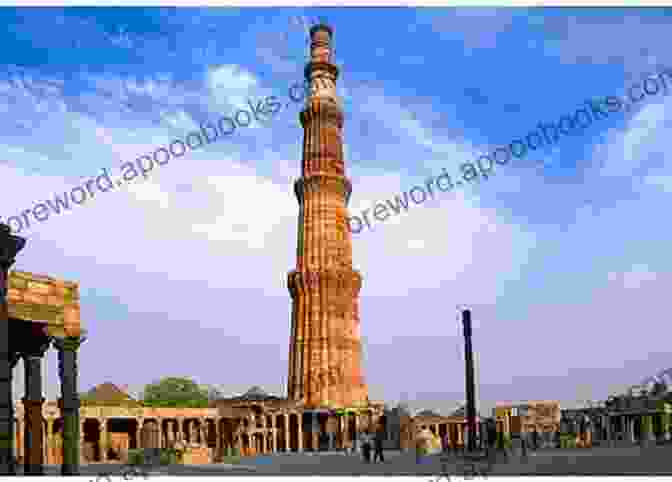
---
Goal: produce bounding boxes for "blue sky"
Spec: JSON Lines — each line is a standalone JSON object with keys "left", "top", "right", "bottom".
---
{"left": 4, "top": 7, "right": 672, "bottom": 415}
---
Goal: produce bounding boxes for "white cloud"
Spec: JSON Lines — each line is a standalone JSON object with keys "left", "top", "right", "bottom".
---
{"left": 608, "top": 263, "right": 658, "bottom": 289}
{"left": 207, "top": 64, "right": 260, "bottom": 112}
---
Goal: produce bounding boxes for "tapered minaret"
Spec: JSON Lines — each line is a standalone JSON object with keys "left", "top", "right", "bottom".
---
{"left": 287, "top": 24, "right": 368, "bottom": 409}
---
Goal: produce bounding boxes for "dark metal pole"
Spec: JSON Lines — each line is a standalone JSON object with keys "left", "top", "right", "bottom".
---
{"left": 462, "top": 309, "right": 477, "bottom": 453}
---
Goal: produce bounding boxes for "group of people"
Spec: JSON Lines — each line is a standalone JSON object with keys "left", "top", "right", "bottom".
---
{"left": 414, "top": 419, "right": 504, "bottom": 464}
{"left": 358, "top": 429, "right": 386, "bottom": 463}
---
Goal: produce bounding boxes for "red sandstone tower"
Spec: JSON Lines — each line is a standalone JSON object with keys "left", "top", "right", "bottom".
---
{"left": 287, "top": 24, "right": 368, "bottom": 409}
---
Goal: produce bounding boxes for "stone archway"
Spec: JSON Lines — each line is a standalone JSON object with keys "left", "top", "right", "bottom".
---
{"left": 105, "top": 418, "right": 134, "bottom": 460}
{"left": 438, "top": 422, "right": 446, "bottom": 440}
{"left": 220, "top": 418, "right": 237, "bottom": 453}
{"left": 276, "top": 414, "right": 286, "bottom": 451}
{"left": 163, "top": 420, "right": 176, "bottom": 448}
{"left": 317, "top": 413, "right": 329, "bottom": 451}
{"left": 47, "top": 418, "right": 65, "bottom": 466}
{"left": 141, "top": 420, "right": 160, "bottom": 449}
{"left": 347, "top": 414, "right": 356, "bottom": 444}
{"left": 301, "top": 413, "right": 313, "bottom": 451}
{"left": 241, "top": 433, "right": 251, "bottom": 456}
{"left": 289, "top": 413, "right": 299, "bottom": 452}
{"left": 205, "top": 419, "right": 216, "bottom": 449}
{"left": 82, "top": 419, "right": 101, "bottom": 463}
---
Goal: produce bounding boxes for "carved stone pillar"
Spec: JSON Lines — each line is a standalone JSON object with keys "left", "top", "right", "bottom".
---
{"left": 284, "top": 416, "right": 290, "bottom": 452}
{"left": 312, "top": 413, "right": 319, "bottom": 451}
{"left": 297, "top": 415, "right": 303, "bottom": 453}
{"left": 98, "top": 419, "right": 107, "bottom": 462}
{"left": 176, "top": 418, "right": 185, "bottom": 443}
{"left": 136, "top": 419, "right": 143, "bottom": 450}
{"left": 235, "top": 430, "right": 242, "bottom": 454}
{"left": 46, "top": 419, "right": 54, "bottom": 464}
{"left": 79, "top": 419, "right": 85, "bottom": 464}
{"left": 214, "top": 418, "right": 221, "bottom": 458}
{"left": 157, "top": 419, "right": 163, "bottom": 449}
{"left": 199, "top": 419, "right": 206, "bottom": 446}
{"left": 14, "top": 418, "right": 21, "bottom": 464}
{"left": 166, "top": 421, "right": 175, "bottom": 446}
{"left": 22, "top": 396, "right": 44, "bottom": 475}
{"left": 54, "top": 335, "right": 85, "bottom": 475}
{"left": 0, "top": 223, "right": 25, "bottom": 475}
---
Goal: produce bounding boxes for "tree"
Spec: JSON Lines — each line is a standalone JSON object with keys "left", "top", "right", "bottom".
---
{"left": 652, "top": 381, "right": 667, "bottom": 397}
{"left": 206, "top": 385, "right": 226, "bottom": 401}
{"left": 142, "top": 377, "right": 209, "bottom": 408}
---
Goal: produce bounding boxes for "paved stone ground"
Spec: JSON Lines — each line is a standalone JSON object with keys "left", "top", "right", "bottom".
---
{"left": 33, "top": 446, "right": 672, "bottom": 476}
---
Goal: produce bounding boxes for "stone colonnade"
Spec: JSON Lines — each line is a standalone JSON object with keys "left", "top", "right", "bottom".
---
{"left": 1, "top": 224, "right": 85, "bottom": 476}
{"left": 602, "top": 412, "right": 671, "bottom": 445}
{"left": 412, "top": 419, "right": 477, "bottom": 448}
{"left": 7, "top": 336, "right": 85, "bottom": 475}
{"left": 13, "top": 406, "right": 386, "bottom": 463}
{"left": 231, "top": 409, "right": 382, "bottom": 456}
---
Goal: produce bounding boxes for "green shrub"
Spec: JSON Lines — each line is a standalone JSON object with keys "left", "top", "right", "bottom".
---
{"left": 559, "top": 434, "right": 577, "bottom": 449}
{"left": 159, "top": 448, "right": 180, "bottom": 465}
{"left": 642, "top": 416, "right": 652, "bottom": 435}
{"left": 662, "top": 413, "right": 671, "bottom": 435}
{"left": 221, "top": 455, "right": 241, "bottom": 464}
{"left": 496, "top": 433, "right": 512, "bottom": 449}
{"left": 127, "top": 449, "right": 144, "bottom": 466}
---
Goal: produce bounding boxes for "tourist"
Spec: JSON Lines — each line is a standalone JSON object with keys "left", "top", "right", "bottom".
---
{"left": 415, "top": 429, "right": 424, "bottom": 464}
{"left": 373, "top": 427, "right": 385, "bottom": 463}
{"left": 361, "top": 429, "right": 372, "bottom": 463}
{"left": 487, "top": 419, "right": 497, "bottom": 457}
{"left": 415, "top": 427, "right": 431, "bottom": 464}
{"left": 532, "top": 427, "right": 540, "bottom": 450}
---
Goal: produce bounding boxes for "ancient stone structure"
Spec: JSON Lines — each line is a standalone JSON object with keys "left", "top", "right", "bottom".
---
{"left": 12, "top": 384, "right": 388, "bottom": 463}
{"left": 1, "top": 222, "right": 85, "bottom": 475}
{"left": 493, "top": 400, "right": 561, "bottom": 436}
{"left": 407, "top": 408, "right": 484, "bottom": 451}
{"left": 286, "top": 23, "right": 367, "bottom": 410}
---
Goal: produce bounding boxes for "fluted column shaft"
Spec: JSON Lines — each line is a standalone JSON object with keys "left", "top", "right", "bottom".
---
{"left": 297, "top": 415, "right": 303, "bottom": 453}
{"left": 22, "top": 348, "right": 48, "bottom": 475}
{"left": 287, "top": 24, "right": 368, "bottom": 410}
{"left": 136, "top": 419, "right": 143, "bottom": 449}
{"left": 176, "top": 418, "right": 184, "bottom": 443}
{"left": 98, "top": 419, "right": 107, "bottom": 462}
{"left": 55, "top": 336, "right": 84, "bottom": 476}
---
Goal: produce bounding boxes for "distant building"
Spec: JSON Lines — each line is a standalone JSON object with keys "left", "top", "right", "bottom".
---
{"left": 493, "top": 400, "right": 561, "bottom": 437}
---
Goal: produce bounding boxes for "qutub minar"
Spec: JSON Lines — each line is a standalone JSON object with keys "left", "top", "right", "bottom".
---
{"left": 287, "top": 23, "right": 369, "bottom": 409}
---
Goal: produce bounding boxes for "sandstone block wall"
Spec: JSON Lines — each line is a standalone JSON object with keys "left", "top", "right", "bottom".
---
{"left": 6, "top": 270, "right": 81, "bottom": 336}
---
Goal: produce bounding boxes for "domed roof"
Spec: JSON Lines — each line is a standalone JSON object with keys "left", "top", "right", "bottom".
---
{"left": 81, "top": 382, "right": 141, "bottom": 407}
{"left": 244, "top": 386, "right": 268, "bottom": 397}
{"left": 225, "top": 385, "right": 283, "bottom": 402}
{"left": 636, "top": 367, "right": 672, "bottom": 396}
{"left": 416, "top": 409, "right": 442, "bottom": 418}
